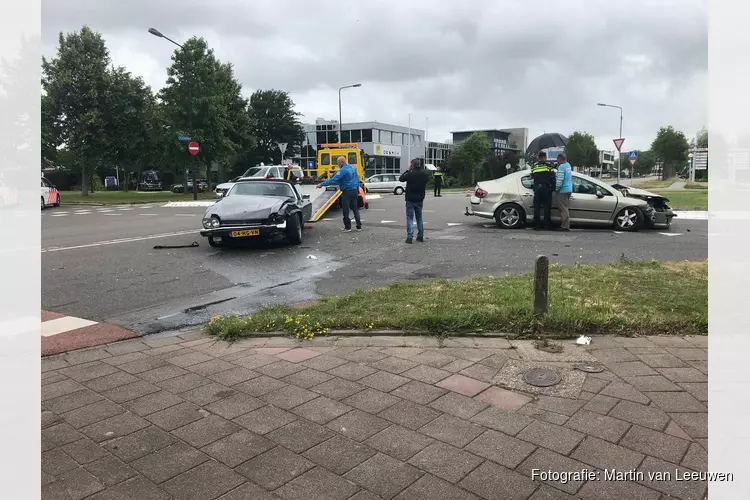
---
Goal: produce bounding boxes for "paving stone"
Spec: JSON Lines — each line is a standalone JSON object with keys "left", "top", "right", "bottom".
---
{"left": 42, "top": 448, "right": 79, "bottom": 476}
{"left": 365, "top": 425, "right": 435, "bottom": 461}
{"left": 429, "top": 392, "right": 488, "bottom": 420}
{"left": 83, "top": 454, "right": 138, "bottom": 487}
{"left": 572, "top": 435, "right": 645, "bottom": 470}
{"left": 205, "top": 392, "right": 266, "bottom": 420}
{"left": 465, "top": 429, "right": 536, "bottom": 468}
{"left": 281, "top": 368, "right": 333, "bottom": 389}
{"left": 43, "top": 422, "right": 85, "bottom": 447}
{"left": 665, "top": 347, "right": 707, "bottom": 361}
{"left": 440, "top": 358, "right": 476, "bottom": 373}
{"left": 393, "top": 474, "right": 479, "bottom": 500}
{"left": 101, "top": 380, "right": 161, "bottom": 403}
{"left": 391, "top": 380, "right": 447, "bottom": 404}
{"left": 647, "top": 391, "right": 707, "bottom": 412}
{"left": 635, "top": 353, "right": 689, "bottom": 368}
{"left": 565, "top": 409, "right": 631, "bottom": 442}
{"left": 625, "top": 375, "right": 683, "bottom": 392}
{"left": 137, "top": 365, "right": 189, "bottom": 384}
{"left": 42, "top": 466, "right": 105, "bottom": 500}
{"left": 311, "top": 377, "right": 366, "bottom": 400}
{"left": 101, "top": 351, "right": 150, "bottom": 366}
{"left": 457, "top": 363, "right": 499, "bottom": 384}
{"left": 60, "top": 361, "right": 120, "bottom": 382}
{"left": 237, "top": 446, "right": 315, "bottom": 490}
{"left": 42, "top": 410, "right": 63, "bottom": 429}
{"left": 687, "top": 359, "right": 708, "bottom": 374}
{"left": 43, "top": 379, "right": 87, "bottom": 401}
{"left": 124, "top": 391, "right": 184, "bottom": 417}
{"left": 218, "top": 482, "right": 282, "bottom": 500}
{"left": 231, "top": 353, "right": 280, "bottom": 370}
{"left": 656, "top": 367, "right": 707, "bottom": 383}
{"left": 581, "top": 375, "right": 610, "bottom": 394}
{"left": 590, "top": 347, "right": 639, "bottom": 363}
{"left": 649, "top": 336, "right": 696, "bottom": 348}
{"left": 665, "top": 420, "right": 694, "bottom": 441}
{"left": 274, "top": 467, "right": 359, "bottom": 500}
{"left": 252, "top": 347, "right": 293, "bottom": 355}
{"left": 186, "top": 359, "right": 237, "bottom": 377}
{"left": 435, "top": 374, "right": 489, "bottom": 397}
{"left": 62, "top": 400, "right": 126, "bottom": 429}
{"left": 118, "top": 356, "right": 170, "bottom": 375}
{"left": 104, "top": 426, "right": 177, "bottom": 462}
{"left": 360, "top": 371, "right": 410, "bottom": 392}
{"left": 208, "top": 367, "right": 261, "bottom": 386}
{"left": 678, "top": 382, "right": 708, "bottom": 402}
{"left": 147, "top": 401, "right": 208, "bottom": 432}
{"left": 45, "top": 389, "right": 104, "bottom": 414}
{"left": 276, "top": 348, "right": 322, "bottom": 363}
{"left": 234, "top": 375, "right": 288, "bottom": 397}
{"left": 380, "top": 347, "right": 425, "bottom": 359}
{"left": 343, "top": 388, "right": 401, "bottom": 414}
{"left": 620, "top": 425, "right": 691, "bottom": 463}
{"left": 681, "top": 442, "right": 707, "bottom": 471}
{"left": 576, "top": 391, "right": 595, "bottom": 401}
{"left": 527, "top": 485, "right": 576, "bottom": 500}
{"left": 80, "top": 411, "right": 150, "bottom": 442}
{"left": 477, "top": 353, "right": 511, "bottom": 370}
{"left": 256, "top": 360, "right": 307, "bottom": 379}
{"left": 173, "top": 414, "right": 242, "bottom": 448}
{"left": 408, "top": 442, "right": 482, "bottom": 484}
{"left": 669, "top": 412, "right": 707, "bottom": 439}
{"left": 402, "top": 364, "right": 452, "bottom": 384}
{"left": 518, "top": 447, "right": 591, "bottom": 495}
{"left": 291, "top": 396, "right": 353, "bottom": 424}
{"left": 410, "top": 350, "right": 457, "bottom": 369}
{"left": 531, "top": 396, "right": 586, "bottom": 416}
{"left": 132, "top": 442, "right": 210, "bottom": 484}
{"left": 42, "top": 371, "right": 69, "bottom": 386}
{"left": 304, "top": 434, "right": 378, "bottom": 474}
{"left": 470, "top": 406, "right": 533, "bottom": 436}
{"left": 235, "top": 405, "right": 298, "bottom": 434}
{"left": 148, "top": 345, "right": 189, "bottom": 357}
{"left": 157, "top": 372, "right": 211, "bottom": 394}
{"left": 459, "top": 461, "right": 538, "bottom": 500}
{"left": 301, "top": 354, "right": 349, "bottom": 371}
{"left": 637, "top": 456, "right": 707, "bottom": 500}
{"left": 600, "top": 381, "right": 651, "bottom": 404}
{"left": 43, "top": 356, "right": 71, "bottom": 372}
{"left": 344, "top": 453, "right": 423, "bottom": 500}
{"left": 583, "top": 394, "right": 619, "bottom": 415}
{"left": 327, "top": 362, "right": 378, "bottom": 381}
{"left": 418, "top": 413, "right": 485, "bottom": 448}
{"left": 261, "top": 381, "right": 320, "bottom": 411}
{"left": 336, "top": 348, "right": 388, "bottom": 364}
{"left": 516, "top": 419, "right": 583, "bottom": 455}
{"left": 371, "top": 356, "right": 420, "bottom": 374}
{"left": 474, "top": 386, "right": 531, "bottom": 411}
{"left": 266, "top": 420, "right": 335, "bottom": 453}
{"left": 576, "top": 477, "right": 660, "bottom": 500}
{"left": 202, "top": 429, "right": 275, "bottom": 467}
{"left": 165, "top": 350, "right": 215, "bottom": 369}
{"left": 517, "top": 406, "right": 569, "bottom": 426}
{"left": 380, "top": 400, "right": 441, "bottom": 430}
{"left": 83, "top": 371, "right": 141, "bottom": 392}
{"left": 181, "top": 382, "right": 236, "bottom": 406}
{"left": 328, "top": 409, "right": 391, "bottom": 441}
{"left": 162, "top": 460, "right": 245, "bottom": 500}
{"left": 609, "top": 399, "right": 670, "bottom": 431}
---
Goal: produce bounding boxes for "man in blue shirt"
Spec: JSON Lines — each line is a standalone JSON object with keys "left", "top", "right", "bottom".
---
{"left": 318, "top": 155, "right": 362, "bottom": 232}
{"left": 555, "top": 153, "right": 573, "bottom": 231}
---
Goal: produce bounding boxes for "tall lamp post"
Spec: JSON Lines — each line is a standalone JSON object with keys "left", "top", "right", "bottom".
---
{"left": 338, "top": 83, "right": 362, "bottom": 141}
{"left": 597, "top": 102, "right": 623, "bottom": 184}
{"left": 149, "top": 28, "right": 198, "bottom": 200}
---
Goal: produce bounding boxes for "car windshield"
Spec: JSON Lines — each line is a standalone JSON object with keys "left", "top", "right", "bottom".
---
{"left": 242, "top": 167, "right": 265, "bottom": 177}
{"left": 230, "top": 182, "right": 295, "bottom": 198}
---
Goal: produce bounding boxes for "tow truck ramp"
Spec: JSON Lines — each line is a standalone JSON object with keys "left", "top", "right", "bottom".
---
{"left": 309, "top": 186, "right": 341, "bottom": 222}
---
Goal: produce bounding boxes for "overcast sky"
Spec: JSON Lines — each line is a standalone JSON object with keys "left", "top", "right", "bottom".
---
{"left": 42, "top": 0, "right": 707, "bottom": 152}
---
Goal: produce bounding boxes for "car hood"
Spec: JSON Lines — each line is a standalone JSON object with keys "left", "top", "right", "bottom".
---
{"left": 215, "top": 182, "right": 235, "bottom": 190}
{"left": 611, "top": 184, "right": 669, "bottom": 202}
{"left": 206, "top": 195, "right": 288, "bottom": 218}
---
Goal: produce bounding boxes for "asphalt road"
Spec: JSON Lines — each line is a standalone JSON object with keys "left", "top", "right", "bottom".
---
{"left": 42, "top": 193, "right": 708, "bottom": 335}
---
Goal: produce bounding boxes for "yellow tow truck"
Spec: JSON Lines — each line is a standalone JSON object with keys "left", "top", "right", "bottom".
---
{"left": 301, "top": 143, "right": 370, "bottom": 222}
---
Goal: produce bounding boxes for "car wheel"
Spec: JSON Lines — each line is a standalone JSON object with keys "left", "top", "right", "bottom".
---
{"left": 364, "top": 202, "right": 369, "bottom": 209}
{"left": 41, "top": 196, "right": 45, "bottom": 210}
{"left": 287, "top": 214, "right": 303, "bottom": 245}
{"left": 494, "top": 203, "right": 525, "bottom": 229}
{"left": 207, "top": 236, "right": 222, "bottom": 248}
{"left": 54, "top": 195, "right": 61, "bottom": 207}
{"left": 394, "top": 187, "right": 404, "bottom": 195}
{"left": 614, "top": 207, "right": 644, "bottom": 231}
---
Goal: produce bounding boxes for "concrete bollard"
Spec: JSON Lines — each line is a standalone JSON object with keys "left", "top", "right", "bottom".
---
{"left": 534, "top": 255, "right": 549, "bottom": 317}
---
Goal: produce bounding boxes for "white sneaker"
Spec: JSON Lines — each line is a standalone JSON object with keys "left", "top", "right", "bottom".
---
{"left": 341, "top": 228, "right": 352, "bottom": 232}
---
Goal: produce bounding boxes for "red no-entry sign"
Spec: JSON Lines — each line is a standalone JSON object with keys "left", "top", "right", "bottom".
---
{"left": 188, "top": 141, "right": 200, "bottom": 156}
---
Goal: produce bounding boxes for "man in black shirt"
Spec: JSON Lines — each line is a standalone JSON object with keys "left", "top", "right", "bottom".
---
{"left": 399, "top": 159, "right": 430, "bottom": 244}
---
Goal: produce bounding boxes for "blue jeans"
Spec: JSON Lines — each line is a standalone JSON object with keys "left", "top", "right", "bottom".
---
{"left": 341, "top": 189, "right": 361, "bottom": 230}
{"left": 406, "top": 201, "right": 423, "bottom": 239}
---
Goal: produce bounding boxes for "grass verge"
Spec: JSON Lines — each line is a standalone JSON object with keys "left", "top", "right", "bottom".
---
{"left": 685, "top": 182, "right": 708, "bottom": 190}
{"left": 61, "top": 190, "right": 217, "bottom": 205}
{"left": 637, "top": 178, "right": 678, "bottom": 189}
{"left": 655, "top": 190, "right": 708, "bottom": 211}
{"left": 205, "top": 260, "right": 707, "bottom": 340}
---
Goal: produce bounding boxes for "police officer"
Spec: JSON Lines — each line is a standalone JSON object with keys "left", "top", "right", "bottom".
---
{"left": 531, "top": 151, "right": 556, "bottom": 230}
{"left": 433, "top": 167, "right": 444, "bottom": 197}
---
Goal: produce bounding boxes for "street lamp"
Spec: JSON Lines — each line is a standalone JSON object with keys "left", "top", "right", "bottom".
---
{"left": 149, "top": 28, "right": 198, "bottom": 200}
{"left": 338, "top": 83, "right": 362, "bottom": 141}
{"left": 597, "top": 102, "right": 624, "bottom": 184}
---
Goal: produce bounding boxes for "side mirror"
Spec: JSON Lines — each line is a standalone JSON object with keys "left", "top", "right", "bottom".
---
{"left": 302, "top": 194, "right": 310, "bottom": 200}
{"left": 596, "top": 189, "right": 605, "bottom": 198}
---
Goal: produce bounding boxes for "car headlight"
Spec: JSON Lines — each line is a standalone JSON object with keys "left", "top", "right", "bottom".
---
{"left": 268, "top": 213, "right": 285, "bottom": 224}
{"left": 202, "top": 216, "right": 220, "bottom": 228}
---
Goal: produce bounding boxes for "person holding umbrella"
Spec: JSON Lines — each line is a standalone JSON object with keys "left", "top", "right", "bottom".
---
{"left": 531, "top": 151, "right": 556, "bottom": 230}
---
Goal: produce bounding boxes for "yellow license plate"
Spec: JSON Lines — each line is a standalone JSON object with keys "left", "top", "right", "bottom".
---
{"left": 230, "top": 229, "right": 260, "bottom": 238}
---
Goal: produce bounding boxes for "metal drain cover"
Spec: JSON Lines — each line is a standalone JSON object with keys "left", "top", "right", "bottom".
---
{"left": 574, "top": 362, "right": 605, "bottom": 373}
{"left": 523, "top": 368, "right": 561, "bottom": 387}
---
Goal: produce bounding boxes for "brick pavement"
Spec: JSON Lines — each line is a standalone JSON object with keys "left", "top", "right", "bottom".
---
{"left": 41, "top": 333, "right": 708, "bottom": 500}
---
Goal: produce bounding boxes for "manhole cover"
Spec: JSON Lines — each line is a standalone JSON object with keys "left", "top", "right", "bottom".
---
{"left": 522, "top": 368, "right": 561, "bottom": 387}
{"left": 574, "top": 362, "right": 605, "bottom": 373}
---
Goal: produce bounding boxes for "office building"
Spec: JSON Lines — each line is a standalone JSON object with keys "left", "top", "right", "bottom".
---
{"left": 296, "top": 118, "right": 425, "bottom": 177}
{"left": 425, "top": 141, "right": 455, "bottom": 170}
{"left": 450, "top": 128, "right": 529, "bottom": 155}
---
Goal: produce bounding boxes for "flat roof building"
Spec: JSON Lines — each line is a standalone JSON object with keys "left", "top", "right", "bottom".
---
{"left": 451, "top": 128, "right": 529, "bottom": 155}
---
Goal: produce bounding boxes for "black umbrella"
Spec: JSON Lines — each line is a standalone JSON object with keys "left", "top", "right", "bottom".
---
{"left": 526, "top": 133, "right": 569, "bottom": 154}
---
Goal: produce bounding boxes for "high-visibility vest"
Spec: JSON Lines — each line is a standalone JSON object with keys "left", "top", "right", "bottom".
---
{"left": 531, "top": 162, "right": 552, "bottom": 174}
{"left": 434, "top": 171, "right": 443, "bottom": 177}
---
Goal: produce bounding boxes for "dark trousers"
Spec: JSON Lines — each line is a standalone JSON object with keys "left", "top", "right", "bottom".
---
{"left": 533, "top": 187, "right": 553, "bottom": 228}
{"left": 341, "top": 189, "right": 361, "bottom": 230}
{"left": 434, "top": 177, "right": 442, "bottom": 196}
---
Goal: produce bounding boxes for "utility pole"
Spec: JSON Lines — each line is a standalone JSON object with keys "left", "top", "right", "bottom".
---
{"left": 338, "top": 83, "right": 362, "bottom": 141}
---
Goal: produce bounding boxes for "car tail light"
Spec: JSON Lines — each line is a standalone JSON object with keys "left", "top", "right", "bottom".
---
{"left": 474, "top": 187, "right": 488, "bottom": 199}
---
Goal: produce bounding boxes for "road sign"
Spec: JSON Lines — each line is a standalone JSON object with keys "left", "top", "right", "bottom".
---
{"left": 188, "top": 141, "right": 200, "bottom": 156}
{"left": 177, "top": 136, "right": 191, "bottom": 142}
{"left": 613, "top": 138, "right": 625, "bottom": 151}
{"left": 629, "top": 151, "right": 638, "bottom": 166}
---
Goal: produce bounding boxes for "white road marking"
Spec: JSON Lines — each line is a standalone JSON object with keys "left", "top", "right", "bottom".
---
{"left": 614, "top": 231, "right": 624, "bottom": 234}
{"left": 368, "top": 208, "right": 386, "bottom": 211}
{"left": 367, "top": 194, "right": 382, "bottom": 200}
{"left": 381, "top": 220, "right": 398, "bottom": 224}
{"left": 97, "top": 209, "right": 114, "bottom": 213}
{"left": 41, "top": 230, "right": 201, "bottom": 253}
{"left": 674, "top": 211, "right": 708, "bottom": 220}
{"left": 74, "top": 211, "right": 91, "bottom": 215}
{"left": 483, "top": 224, "right": 495, "bottom": 228}
{"left": 139, "top": 213, "right": 158, "bottom": 216}
{"left": 164, "top": 201, "right": 216, "bottom": 207}
{"left": 659, "top": 232, "right": 682, "bottom": 236}
{"left": 174, "top": 214, "right": 194, "bottom": 217}
{"left": 41, "top": 316, "right": 98, "bottom": 337}
{"left": 50, "top": 213, "right": 68, "bottom": 217}
{"left": 118, "top": 208, "right": 134, "bottom": 211}
{"left": 446, "top": 223, "right": 463, "bottom": 226}
{"left": 105, "top": 213, "right": 122, "bottom": 216}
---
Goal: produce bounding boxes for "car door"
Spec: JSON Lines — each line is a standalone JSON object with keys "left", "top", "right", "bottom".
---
{"left": 367, "top": 175, "right": 384, "bottom": 192}
{"left": 296, "top": 185, "right": 313, "bottom": 221}
{"left": 569, "top": 175, "right": 619, "bottom": 224}
{"left": 517, "top": 174, "right": 561, "bottom": 223}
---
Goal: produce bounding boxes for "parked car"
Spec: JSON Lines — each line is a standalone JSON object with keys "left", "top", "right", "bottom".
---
{"left": 214, "top": 165, "right": 303, "bottom": 198}
{"left": 464, "top": 170, "right": 675, "bottom": 231}
{"left": 200, "top": 178, "right": 312, "bottom": 248}
{"left": 365, "top": 174, "right": 405, "bottom": 195}
{"left": 41, "top": 176, "right": 61, "bottom": 209}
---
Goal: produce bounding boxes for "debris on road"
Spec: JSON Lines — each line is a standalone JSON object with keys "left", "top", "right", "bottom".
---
{"left": 576, "top": 335, "right": 592, "bottom": 345}
{"left": 153, "top": 241, "right": 200, "bottom": 249}
{"left": 306, "top": 254, "right": 318, "bottom": 260}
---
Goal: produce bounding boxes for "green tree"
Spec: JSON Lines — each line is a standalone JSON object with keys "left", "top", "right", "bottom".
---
{"left": 247, "top": 89, "right": 305, "bottom": 164}
{"left": 447, "top": 132, "right": 489, "bottom": 185}
{"left": 629, "top": 150, "right": 656, "bottom": 176}
{"left": 694, "top": 127, "right": 708, "bottom": 148}
{"left": 650, "top": 126, "right": 690, "bottom": 179}
{"left": 564, "top": 131, "right": 599, "bottom": 171}
{"left": 42, "top": 26, "right": 112, "bottom": 195}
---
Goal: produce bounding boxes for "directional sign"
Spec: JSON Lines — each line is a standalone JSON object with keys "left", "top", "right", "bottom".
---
{"left": 177, "top": 136, "right": 192, "bottom": 143}
{"left": 613, "top": 138, "right": 625, "bottom": 151}
{"left": 629, "top": 151, "right": 638, "bottom": 166}
{"left": 188, "top": 141, "right": 200, "bottom": 156}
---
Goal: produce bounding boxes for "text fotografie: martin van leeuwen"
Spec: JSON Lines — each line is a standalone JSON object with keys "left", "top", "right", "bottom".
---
{"left": 531, "top": 469, "right": 734, "bottom": 483}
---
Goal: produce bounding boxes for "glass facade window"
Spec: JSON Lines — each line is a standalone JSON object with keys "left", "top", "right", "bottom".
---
{"left": 316, "top": 132, "right": 327, "bottom": 145}
{"left": 380, "top": 130, "right": 391, "bottom": 144}
{"left": 393, "top": 132, "right": 402, "bottom": 146}
{"left": 341, "top": 130, "right": 351, "bottom": 143}
{"left": 362, "top": 129, "right": 373, "bottom": 142}
{"left": 351, "top": 129, "right": 362, "bottom": 142}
